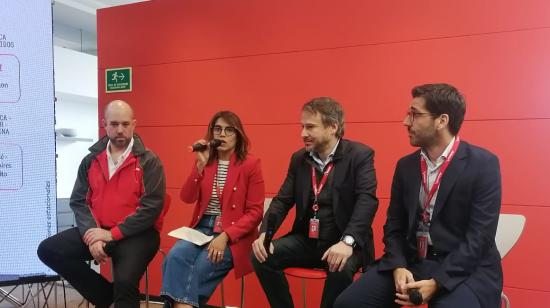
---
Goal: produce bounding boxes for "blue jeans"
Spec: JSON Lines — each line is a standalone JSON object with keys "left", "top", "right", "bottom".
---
{"left": 334, "top": 260, "right": 482, "bottom": 308}
{"left": 161, "top": 215, "right": 233, "bottom": 307}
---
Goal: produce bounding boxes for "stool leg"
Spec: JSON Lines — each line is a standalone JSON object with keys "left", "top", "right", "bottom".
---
{"left": 221, "top": 280, "right": 225, "bottom": 307}
{"left": 240, "top": 276, "right": 245, "bottom": 308}
{"left": 302, "top": 278, "right": 306, "bottom": 308}
{"left": 145, "top": 266, "right": 149, "bottom": 308}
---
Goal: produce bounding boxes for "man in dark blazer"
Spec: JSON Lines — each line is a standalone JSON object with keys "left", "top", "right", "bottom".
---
{"left": 335, "top": 83, "right": 502, "bottom": 308}
{"left": 251, "top": 97, "right": 379, "bottom": 308}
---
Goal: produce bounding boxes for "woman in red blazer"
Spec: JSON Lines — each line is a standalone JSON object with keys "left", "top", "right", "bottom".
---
{"left": 161, "top": 111, "right": 265, "bottom": 308}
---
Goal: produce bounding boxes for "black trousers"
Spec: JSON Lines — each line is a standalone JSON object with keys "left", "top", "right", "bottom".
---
{"left": 334, "top": 260, "right": 482, "bottom": 308}
{"left": 37, "top": 227, "right": 159, "bottom": 308}
{"left": 251, "top": 233, "right": 361, "bottom": 308}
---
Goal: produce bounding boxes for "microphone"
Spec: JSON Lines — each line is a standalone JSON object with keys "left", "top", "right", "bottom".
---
{"left": 93, "top": 241, "right": 116, "bottom": 265}
{"left": 407, "top": 288, "right": 423, "bottom": 305}
{"left": 104, "top": 241, "right": 116, "bottom": 257}
{"left": 263, "top": 213, "right": 277, "bottom": 254}
{"left": 190, "top": 139, "right": 224, "bottom": 152}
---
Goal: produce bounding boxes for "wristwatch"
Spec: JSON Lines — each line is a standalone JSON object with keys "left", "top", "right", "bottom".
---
{"left": 341, "top": 235, "right": 356, "bottom": 247}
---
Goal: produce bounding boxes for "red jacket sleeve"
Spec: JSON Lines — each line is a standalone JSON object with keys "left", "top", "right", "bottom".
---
{"left": 180, "top": 163, "right": 204, "bottom": 204}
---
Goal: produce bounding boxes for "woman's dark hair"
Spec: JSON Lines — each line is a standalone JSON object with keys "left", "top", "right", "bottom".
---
{"left": 205, "top": 110, "right": 249, "bottom": 164}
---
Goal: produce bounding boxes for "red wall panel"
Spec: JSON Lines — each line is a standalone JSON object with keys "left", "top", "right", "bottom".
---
{"left": 98, "top": 0, "right": 550, "bottom": 66}
{"left": 502, "top": 287, "right": 550, "bottom": 308}
{"left": 98, "top": 0, "right": 550, "bottom": 306}
{"left": 500, "top": 205, "right": 550, "bottom": 291}
{"left": 100, "top": 28, "right": 550, "bottom": 128}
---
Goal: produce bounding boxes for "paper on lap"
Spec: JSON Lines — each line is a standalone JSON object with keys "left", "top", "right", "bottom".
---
{"left": 168, "top": 226, "right": 214, "bottom": 246}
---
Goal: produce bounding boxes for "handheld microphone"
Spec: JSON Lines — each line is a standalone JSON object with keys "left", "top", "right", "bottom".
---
{"left": 104, "top": 241, "right": 116, "bottom": 257}
{"left": 190, "top": 139, "right": 224, "bottom": 152}
{"left": 263, "top": 213, "right": 277, "bottom": 254}
{"left": 407, "top": 288, "right": 423, "bottom": 305}
{"left": 93, "top": 241, "right": 116, "bottom": 265}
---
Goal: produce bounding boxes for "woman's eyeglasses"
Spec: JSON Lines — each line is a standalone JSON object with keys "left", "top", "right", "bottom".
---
{"left": 212, "top": 125, "right": 237, "bottom": 136}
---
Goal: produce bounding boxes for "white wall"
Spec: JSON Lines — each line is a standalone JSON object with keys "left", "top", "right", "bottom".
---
{"left": 54, "top": 46, "right": 97, "bottom": 97}
{"left": 54, "top": 46, "right": 98, "bottom": 198}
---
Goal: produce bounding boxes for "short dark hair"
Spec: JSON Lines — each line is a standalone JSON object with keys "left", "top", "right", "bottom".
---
{"left": 302, "top": 97, "right": 345, "bottom": 138}
{"left": 205, "top": 111, "right": 249, "bottom": 164}
{"left": 412, "top": 83, "right": 466, "bottom": 135}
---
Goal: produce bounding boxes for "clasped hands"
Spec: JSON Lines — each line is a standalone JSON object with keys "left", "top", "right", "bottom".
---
{"left": 84, "top": 228, "right": 113, "bottom": 264}
{"left": 393, "top": 267, "right": 438, "bottom": 306}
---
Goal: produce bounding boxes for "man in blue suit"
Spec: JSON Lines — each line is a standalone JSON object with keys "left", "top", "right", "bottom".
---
{"left": 335, "top": 83, "right": 502, "bottom": 308}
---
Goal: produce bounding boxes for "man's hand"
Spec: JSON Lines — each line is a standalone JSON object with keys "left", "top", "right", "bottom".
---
{"left": 393, "top": 267, "right": 415, "bottom": 294}
{"left": 83, "top": 228, "right": 113, "bottom": 246}
{"left": 321, "top": 241, "right": 353, "bottom": 272}
{"left": 89, "top": 241, "right": 108, "bottom": 264}
{"left": 207, "top": 232, "right": 229, "bottom": 264}
{"left": 395, "top": 278, "right": 439, "bottom": 306}
{"left": 252, "top": 232, "right": 273, "bottom": 263}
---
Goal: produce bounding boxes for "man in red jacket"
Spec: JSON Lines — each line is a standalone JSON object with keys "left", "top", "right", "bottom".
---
{"left": 38, "top": 100, "right": 166, "bottom": 308}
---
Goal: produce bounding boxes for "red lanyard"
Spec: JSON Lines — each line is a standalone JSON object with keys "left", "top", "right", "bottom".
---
{"left": 311, "top": 163, "right": 334, "bottom": 214}
{"left": 420, "top": 137, "right": 460, "bottom": 223}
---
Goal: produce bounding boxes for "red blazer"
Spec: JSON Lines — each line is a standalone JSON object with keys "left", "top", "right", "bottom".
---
{"left": 180, "top": 154, "right": 265, "bottom": 278}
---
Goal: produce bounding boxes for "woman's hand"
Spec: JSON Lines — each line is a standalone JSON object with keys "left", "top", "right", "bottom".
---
{"left": 207, "top": 232, "right": 229, "bottom": 264}
{"left": 193, "top": 139, "right": 210, "bottom": 173}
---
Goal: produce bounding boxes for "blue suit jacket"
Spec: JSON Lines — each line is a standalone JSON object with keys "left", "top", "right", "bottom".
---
{"left": 379, "top": 141, "right": 503, "bottom": 308}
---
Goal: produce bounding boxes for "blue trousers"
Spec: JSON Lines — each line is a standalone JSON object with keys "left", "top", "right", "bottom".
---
{"left": 161, "top": 215, "right": 233, "bottom": 307}
{"left": 334, "top": 260, "right": 482, "bottom": 308}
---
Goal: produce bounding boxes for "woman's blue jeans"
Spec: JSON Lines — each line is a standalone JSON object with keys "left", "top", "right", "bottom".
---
{"left": 161, "top": 215, "right": 233, "bottom": 307}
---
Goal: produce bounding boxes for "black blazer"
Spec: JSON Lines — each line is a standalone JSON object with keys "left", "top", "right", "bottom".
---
{"left": 261, "top": 139, "right": 379, "bottom": 266}
{"left": 379, "top": 141, "right": 503, "bottom": 308}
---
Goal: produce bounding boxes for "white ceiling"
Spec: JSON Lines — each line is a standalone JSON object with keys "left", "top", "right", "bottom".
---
{"left": 53, "top": 0, "right": 147, "bottom": 55}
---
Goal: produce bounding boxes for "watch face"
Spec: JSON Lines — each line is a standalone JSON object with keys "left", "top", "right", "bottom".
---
{"left": 344, "top": 235, "right": 354, "bottom": 245}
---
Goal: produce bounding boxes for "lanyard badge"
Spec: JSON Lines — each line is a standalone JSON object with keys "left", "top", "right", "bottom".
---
{"left": 416, "top": 230, "right": 429, "bottom": 258}
{"left": 213, "top": 166, "right": 226, "bottom": 234}
{"left": 213, "top": 215, "right": 223, "bottom": 233}
{"left": 416, "top": 137, "right": 460, "bottom": 258}
{"left": 308, "top": 163, "right": 334, "bottom": 239}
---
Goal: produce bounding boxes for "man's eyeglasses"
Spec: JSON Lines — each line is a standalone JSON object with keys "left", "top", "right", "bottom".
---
{"left": 405, "top": 111, "right": 438, "bottom": 123}
{"left": 212, "top": 125, "right": 237, "bottom": 136}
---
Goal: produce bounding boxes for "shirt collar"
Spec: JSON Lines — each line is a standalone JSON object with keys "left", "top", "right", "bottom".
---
{"left": 106, "top": 137, "right": 134, "bottom": 165}
{"left": 420, "top": 136, "right": 456, "bottom": 167}
{"left": 309, "top": 138, "right": 340, "bottom": 170}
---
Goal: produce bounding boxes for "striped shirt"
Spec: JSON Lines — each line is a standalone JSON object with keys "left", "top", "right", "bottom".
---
{"left": 205, "top": 160, "right": 230, "bottom": 215}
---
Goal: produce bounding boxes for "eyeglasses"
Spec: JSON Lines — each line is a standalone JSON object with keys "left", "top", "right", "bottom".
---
{"left": 405, "top": 111, "right": 438, "bottom": 123}
{"left": 212, "top": 125, "right": 237, "bottom": 136}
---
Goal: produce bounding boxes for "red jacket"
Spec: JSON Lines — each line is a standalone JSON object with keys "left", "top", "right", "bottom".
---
{"left": 71, "top": 135, "right": 166, "bottom": 240}
{"left": 180, "top": 154, "right": 265, "bottom": 278}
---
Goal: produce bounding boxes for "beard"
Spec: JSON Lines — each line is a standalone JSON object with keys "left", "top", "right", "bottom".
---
{"left": 109, "top": 136, "right": 131, "bottom": 150}
{"left": 408, "top": 127, "right": 438, "bottom": 148}
{"left": 304, "top": 136, "right": 331, "bottom": 153}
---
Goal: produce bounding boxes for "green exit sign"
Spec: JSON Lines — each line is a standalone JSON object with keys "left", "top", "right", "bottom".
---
{"left": 105, "top": 67, "right": 132, "bottom": 93}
